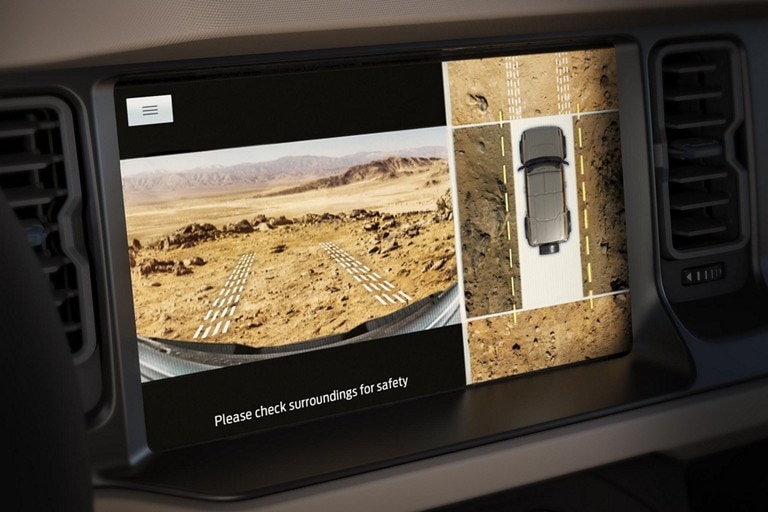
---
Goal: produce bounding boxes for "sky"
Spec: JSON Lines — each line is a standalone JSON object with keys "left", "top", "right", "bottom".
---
{"left": 120, "top": 126, "right": 448, "bottom": 176}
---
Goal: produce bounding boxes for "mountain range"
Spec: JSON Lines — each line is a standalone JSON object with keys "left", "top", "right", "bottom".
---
{"left": 121, "top": 147, "right": 448, "bottom": 195}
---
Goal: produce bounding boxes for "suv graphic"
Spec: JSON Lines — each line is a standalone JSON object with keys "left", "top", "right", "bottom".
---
{"left": 518, "top": 126, "right": 572, "bottom": 255}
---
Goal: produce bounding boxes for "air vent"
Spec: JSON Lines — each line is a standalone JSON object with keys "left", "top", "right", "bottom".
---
{"left": 0, "top": 97, "right": 96, "bottom": 363}
{"left": 651, "top": 41, "right": 750, "bottom": 259}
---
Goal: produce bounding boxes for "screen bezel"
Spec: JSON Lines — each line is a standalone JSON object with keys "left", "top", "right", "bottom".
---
{"left": 92, "top": 37, "right": 694, "bottom": 498}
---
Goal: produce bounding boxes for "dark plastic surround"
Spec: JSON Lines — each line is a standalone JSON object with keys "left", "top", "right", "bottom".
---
{"left": 0, "top": 180, "right": 93, "bottom": 510}
{"left": 2, "top": 14, "right": 767, "bottom": 502}
{"left": 96, "top": 40, "right": 695, "bottom": 498}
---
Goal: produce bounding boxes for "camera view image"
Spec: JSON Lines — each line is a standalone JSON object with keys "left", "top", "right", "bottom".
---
{"left": 447, "top": 48, "right": 632, "bottom": 382}
{"left": 121, "top": 127, "right": 460, "bottom": 380}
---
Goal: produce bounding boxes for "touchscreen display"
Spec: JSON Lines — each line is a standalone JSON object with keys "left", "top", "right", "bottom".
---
{"left": 116, "top": 46, "right": 631, "bottom": 450}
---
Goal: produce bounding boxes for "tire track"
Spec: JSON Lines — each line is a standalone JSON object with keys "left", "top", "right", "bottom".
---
{"left": 193, "top": 252, "right": 255, "bottom": 339}
{"left": 505, "top": 55, "right": 522, "bottom": 120}
{"left": 320, "top": 242, "right": 412, "bottom": 305}
{"left": 555, "top": 51, "right": 572, "bottom": 115}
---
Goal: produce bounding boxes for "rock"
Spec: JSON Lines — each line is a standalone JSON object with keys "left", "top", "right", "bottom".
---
{"left": 271, "top": 216, "right": 294, "bottom": 226}
{"left": 351, "top": 209, "right": 370, "bottom": 219}
{"left": 382, "top": 219, "right": 399, "bottom": 230}
{"left": 184, "top": 256, "right": 206, "bottom": 266}
{"left": 383, "top": 240, "right": 400, "bottom": 253}
{"left": 172, "top": 262, "right": 192, "bottom": 276}
{"left": 139, "top": 259, "right": 157, "bottom": 276}
{"left": 403, "top": 225, "right": 420, "bottom": 238}
{"left": 234, "top": 219, "right": 253, "bottom": 233}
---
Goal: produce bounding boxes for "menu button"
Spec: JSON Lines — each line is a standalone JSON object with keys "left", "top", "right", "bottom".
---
{"left": 127, "top": 95, "right": 173, "bottom": 127}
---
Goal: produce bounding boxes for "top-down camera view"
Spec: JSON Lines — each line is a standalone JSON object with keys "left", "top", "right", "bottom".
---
{"left": 447, "top": 48, "right": 632, "bottom": 382}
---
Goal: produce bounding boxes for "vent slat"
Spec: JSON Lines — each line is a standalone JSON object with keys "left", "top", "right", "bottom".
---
{"left": 0, "top": 119, "right": 58, "bottom": 138}
{"left": 37, "top": 254, "right": 70, "bottom": 274}
{"left": 664, "top": 87, "right": 722, "bottom": 102}
{"left": 670, "top": 191, "right": 729, "bottom": 211}
{"left": 668, "top": 138, "right": 722, "bottom": 160}
{"left": 669, "top": 166, "right": 729, "bottom": 184}
{"left": 5, "top": 186, "right": 67, "bottom": 207}
{"left": 52, "top": 288, "right": 79, "bottom": 306}
{"left": 662, "top": 61, "right": 718, "bottom": 74}
{"left": 62, "top": 321, "right": 82, "bottom": 334}
{"left": 671, "top": 216, "right": 729, "bottom": 237}
{"left": 665, "top": 114, "right": 727, "bottom": 130}
{"left": 0, "top": 153, "right": 60, "bottom": 174}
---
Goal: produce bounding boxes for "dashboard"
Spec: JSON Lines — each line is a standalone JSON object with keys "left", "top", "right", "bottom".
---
{"left": 2, "top": 1, "right": 768, "bottom": 511}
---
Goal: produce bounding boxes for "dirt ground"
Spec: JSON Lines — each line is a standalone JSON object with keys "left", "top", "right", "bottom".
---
{"left": 447, "top": 57, "right": 509, "bottom": 126}
{"left": 447, "top": 47, "right": 619, "bottom": 125}
{"left": 575, "top": 111, "right": 629, "bottom": 296}
{"left": 448, "top": 47, "right": 630, "bottom": 381}
{"left": 126, "top": 160, "right": 457, "bottom": 346}
{"left": 454, "top": 125, "right": 521, "bottom": 318}
{"left": 468, "top": 292, "right": 632, "bottom": 383}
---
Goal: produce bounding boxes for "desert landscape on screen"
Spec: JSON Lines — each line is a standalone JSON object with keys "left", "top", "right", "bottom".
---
{"left": 122, "top": 130, "right": 459, "bottom": 347}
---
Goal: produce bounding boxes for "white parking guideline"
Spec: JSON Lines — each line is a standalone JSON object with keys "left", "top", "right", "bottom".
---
{"left": 193, "top": 252, "right": 254, "bottom": 339}
{"left": 320, "top": 242, "right": 411, "bottom": 306}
